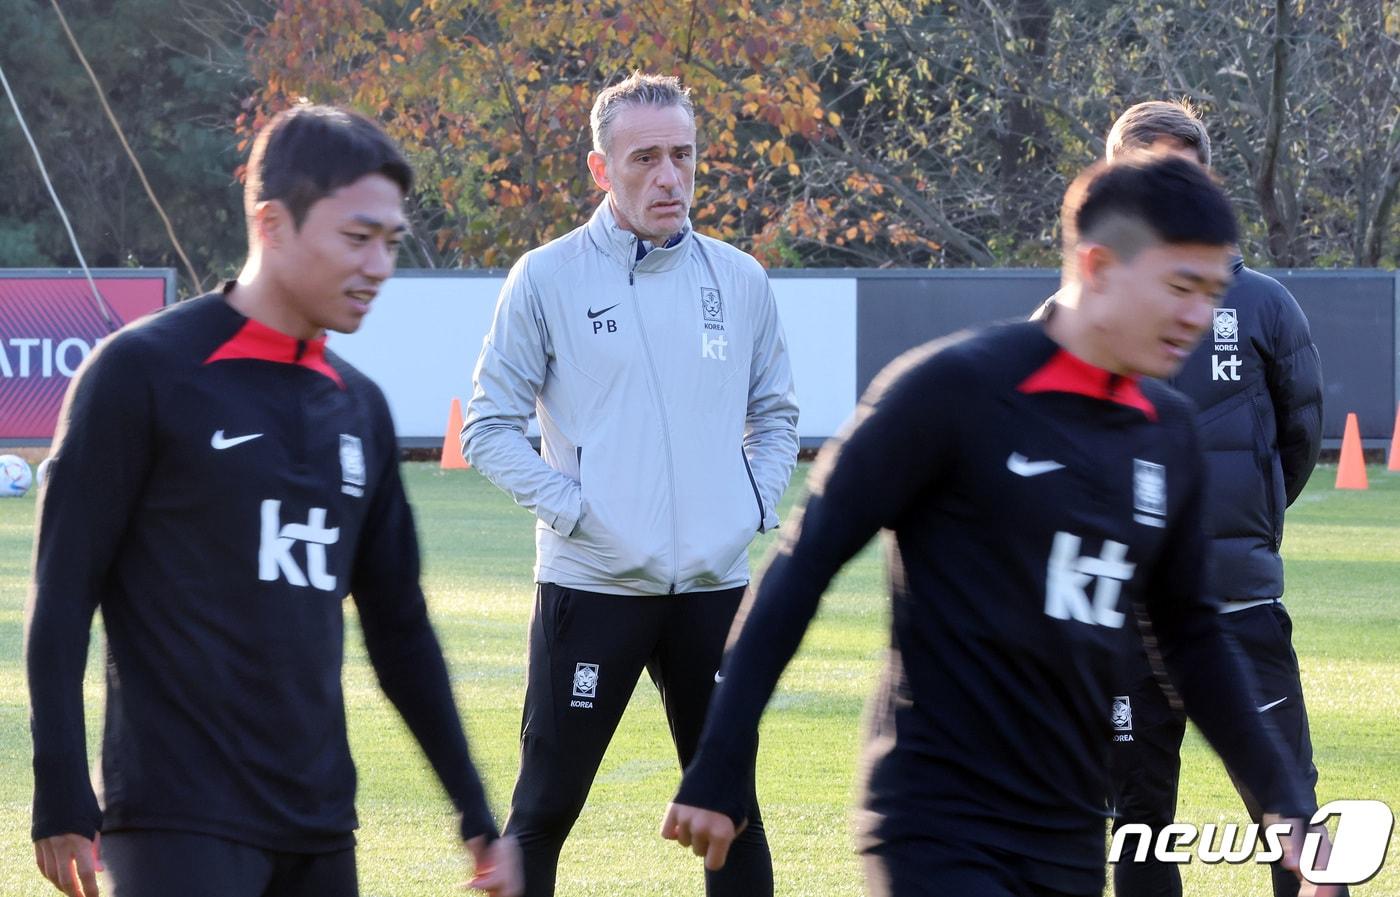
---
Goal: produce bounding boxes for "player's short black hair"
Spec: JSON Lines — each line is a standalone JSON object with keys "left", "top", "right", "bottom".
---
{"left": 1061, "top": 153, "right": 1237, "bottom": 268}
{"left": 244, "top": 104, "right": 412, "bottom": 229}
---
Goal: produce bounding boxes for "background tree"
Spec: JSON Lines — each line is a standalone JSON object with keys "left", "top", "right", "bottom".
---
{"left": 245, "top": 0, "right": 861, "bottom": 268}
{"left": 4, "top": 0, "right": 1396, "bottom": 275}
{"left": 0, "top": 0, "right": 270, "bottom": 296}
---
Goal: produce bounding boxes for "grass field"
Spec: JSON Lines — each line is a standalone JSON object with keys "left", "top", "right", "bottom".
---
{"left": 1, "top": 462, "right": 1397, "bottom": 896}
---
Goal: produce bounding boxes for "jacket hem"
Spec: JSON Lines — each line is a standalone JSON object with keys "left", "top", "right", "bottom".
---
{"left": 99, "top": 812, "right": 356, "bottom": 854}
{"left": 535, "top": 566, "right": 749, "bottom": 596}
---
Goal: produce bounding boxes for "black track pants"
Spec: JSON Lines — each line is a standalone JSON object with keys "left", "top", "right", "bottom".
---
{"left": 1108, "top": 602, "right": 1338, "bottom": 897}
{"left": 504, "top": 583, "right": 772, "bottom": 897}
{"left": 101, "top": 830, "right": 357, "bottom": 897}
{"left": 864, "top": 836, "right": 1098, "bottom": 897}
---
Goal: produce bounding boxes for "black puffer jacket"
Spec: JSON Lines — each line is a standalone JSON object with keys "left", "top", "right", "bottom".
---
{"left": 1167, "top": 259, "right": 1322, "bottom": 602}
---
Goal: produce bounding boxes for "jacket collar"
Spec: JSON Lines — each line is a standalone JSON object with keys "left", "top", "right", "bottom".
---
{"left": 585, "top": 199, "right": 692, "bottom": 274}
{"left": 205, "top": 283, "right": 345, "bottom": 388}
{"left": 1018, "top": 342, "right": 1157, "bottom": 420}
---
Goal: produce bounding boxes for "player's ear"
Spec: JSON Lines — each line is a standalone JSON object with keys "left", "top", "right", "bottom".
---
{"left": 1076, "top": 242, "right": 1116, "bottom": 293}
{"left": 587, "top": 151, "right": 612, "bottom": 193}
{"left": 253, "top": 200, "right": 289, "bottom": 249}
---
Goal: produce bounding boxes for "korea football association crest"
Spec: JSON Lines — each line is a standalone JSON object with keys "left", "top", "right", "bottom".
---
{"left": 1112, "top": 696, "right": 1134, "bottom": 742}
{"left": 700, "top": 287, "right": 724, "bottom": 324}
{"left": 699, "top": 286, "right": 729, "bottom": 360}
{"left": 570, "top": 662, "right": 599, "bottom": 709}
{"left": 340, "top": 434, "right": 366, "bottom": 497}
{"left": 1211, "top": 307, "right": 1243, "bottom": 380}
{"left": 1132, "top": 459, "right": 1167, "bottom": 528}
{"left": 1213, "top": 307, "right": 1239, "bottom": 347}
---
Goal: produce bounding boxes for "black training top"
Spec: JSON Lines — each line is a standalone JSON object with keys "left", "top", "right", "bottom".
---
{"left": 27, "top": 287, "right": 497, "bottom": 851}
{"left": 677, "top": 321, "right": 1310, "bottom": 893}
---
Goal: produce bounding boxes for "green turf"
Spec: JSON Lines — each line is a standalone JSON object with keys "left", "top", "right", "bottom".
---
{"left": 1, "top": 463, "right": 1396, "bottom": 895}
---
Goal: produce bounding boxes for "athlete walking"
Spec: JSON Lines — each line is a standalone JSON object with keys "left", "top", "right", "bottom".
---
{"left": 662, "top": 154, "right": 1335, "bottom": 897}
{"left": 464, "top": 72, "right": 797, "bottom": 896}
{"left": 26, "top": 105, "right": 520, "bottom": 897}
{"left": 1097, "top": 100, "right": 1328, "bottom": 897}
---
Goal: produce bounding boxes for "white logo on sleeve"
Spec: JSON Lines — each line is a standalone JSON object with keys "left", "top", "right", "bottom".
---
{"left": 258, "top": 500, "right": 340, "bottom": 590}
{"left": 1044, "top": 532, "right": 1135, "bottom": 627}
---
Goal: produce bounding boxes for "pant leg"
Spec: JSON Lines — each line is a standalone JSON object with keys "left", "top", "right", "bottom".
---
{"left": 1108, "top": 645, "right": 1188, "bottom": 897}
{"left": 265, "top": 848, "right": 358, "bottom": 897}
{"left": 504, "top": 584, "right": 658, "bottom": 897}
{"left": 864, "top": 837, "right": 1097, "bottom": 897}
{"left": 651, "top": 587, "right": 773, "bottom": 897}
{"left": 101, "top": 830, "right": 275, "bottom": 897}
{"left": 1218, "top": 604, "right": 1343, "bottom": 897}
{"left": 864, "top": 841, "right": 1017, "bottom": 897}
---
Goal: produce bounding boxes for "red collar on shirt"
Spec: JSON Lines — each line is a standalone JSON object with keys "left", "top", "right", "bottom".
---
{"left": 204, "top": 317, "right": 345, "bottom": 388}
{"left": 1017, "top": 349, "right": 1156, "bottom": 420}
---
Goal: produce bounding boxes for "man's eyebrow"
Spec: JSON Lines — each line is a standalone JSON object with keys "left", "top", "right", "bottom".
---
{"left": 630, "top": 143, "right": 694, "bottom": 156}
{"left": 1171, "top": 268, "right": 1232, "bottom": 286}
{"left": 349, "top": 214, "right": 408, "bottom": 234}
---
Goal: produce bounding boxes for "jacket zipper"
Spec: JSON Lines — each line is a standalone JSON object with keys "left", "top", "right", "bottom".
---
{"left": 628, "top": 238, "right": 680, "bottom": 592}
{"left": 741, "top": 449, "right": 765, "bottom": 532}
{"left": 1250, "top": 394, "right": 1283, "bottom": 550}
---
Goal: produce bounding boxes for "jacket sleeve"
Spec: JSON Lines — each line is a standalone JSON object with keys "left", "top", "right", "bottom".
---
{"left": 1139, "top": 420, "right": 1311, "bottom": 819}
{"left": 1263, "top": 278, "right": 1322, "bottom": 506}
{"left": 351, "top": 400, "right": 499, "bottom": 843}
{"left": 676, "top": 343, "right": 958, "bottom": 823}
{"left": 743, "top": 279, "right": 799, "bottom": 532}
{"left": 26, "top": 333, "right": 156, "bottom": 841}
{"left": 462, "top": 257, "right": 582, "bottom": 536}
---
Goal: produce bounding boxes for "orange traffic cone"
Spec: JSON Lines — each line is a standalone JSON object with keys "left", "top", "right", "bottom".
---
{"left": 1388, "top": 404, "right": 1400, "bottom": 472}
{"left": 1335, "top": 412, "right": 1367, "bottom": 490}
{"left": 440, "top": 398, "right": 469, "bottom": 470}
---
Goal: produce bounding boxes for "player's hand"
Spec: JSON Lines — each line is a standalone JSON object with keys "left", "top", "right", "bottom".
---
{"left": 661, "top": 802, "right": 746, "bottom": 871}
{"left": 465, "top": 834, "right": 522, "bottom": 897}
{"left": 1266, "top": 814, "right": 1341, "bottom": 897}
{"left": 34, "top": 832, "right": 102, "bottom": 897}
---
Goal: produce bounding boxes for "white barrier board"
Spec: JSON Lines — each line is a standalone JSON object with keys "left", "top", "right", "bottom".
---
{"left": 329, "top": 272, "right": 858, "bottom": 443}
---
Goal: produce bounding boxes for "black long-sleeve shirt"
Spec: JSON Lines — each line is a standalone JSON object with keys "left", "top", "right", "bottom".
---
{"left": 26, "top": 288, "right": 497, "bottom": 851}
{"left": 677, "top": 322, "right": 1310, "bottom": 893}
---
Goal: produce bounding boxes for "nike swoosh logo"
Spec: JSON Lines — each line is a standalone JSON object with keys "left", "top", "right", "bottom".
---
{"left": 1257, "top": 697, "right": 1287, "bottom": 713}
{"left": 587, "top": 303, "right": 620, "bottom": 319}
{"left": 211, "top": 430, "right": 263, "bottom": 450}
{"left": 1007, "top": 452, "right": 1066, "bottom": 477}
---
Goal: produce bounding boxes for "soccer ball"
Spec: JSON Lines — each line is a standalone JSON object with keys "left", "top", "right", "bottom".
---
{"left": 0, "top": 455, "right": 33, "bottom": 498}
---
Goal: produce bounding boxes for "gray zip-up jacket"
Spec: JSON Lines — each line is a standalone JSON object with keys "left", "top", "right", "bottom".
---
{"left": 463, "top": 200, "right": 799, "bottom": 595}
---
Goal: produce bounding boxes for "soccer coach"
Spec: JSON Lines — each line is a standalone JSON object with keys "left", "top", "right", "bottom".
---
{"left": 463, "top": 72, "right": 797, "bottom": 895}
